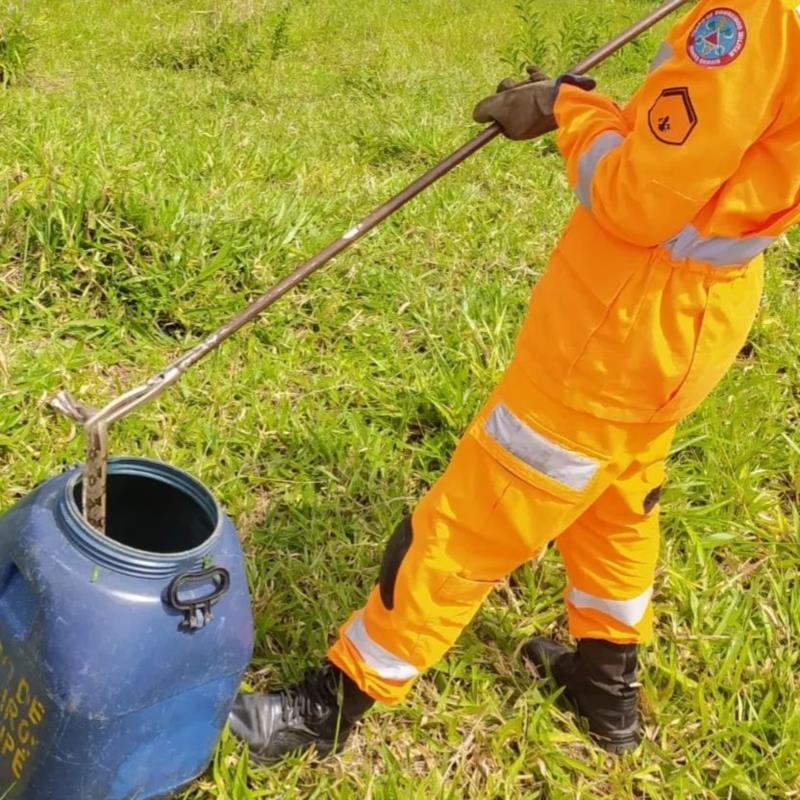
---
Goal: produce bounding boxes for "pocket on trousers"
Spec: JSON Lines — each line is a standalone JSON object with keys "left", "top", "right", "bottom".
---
{"left": 469, "top": 401, "right": 607, "bottom": 503}
{"left": 435, "top": 573, "right": 500, "bottom": 624}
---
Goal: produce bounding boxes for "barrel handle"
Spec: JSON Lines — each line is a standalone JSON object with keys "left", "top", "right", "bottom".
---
{"left": 166, "top": 566, "right": 230, "bottom": 630}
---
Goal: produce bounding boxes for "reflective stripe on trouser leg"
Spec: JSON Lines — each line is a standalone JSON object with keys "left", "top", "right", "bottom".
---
{"left": 557, "top": 425, "right": 676, "bottom": 643}
{"left": 329, "top": 360, "right": 674, "bottom": 703}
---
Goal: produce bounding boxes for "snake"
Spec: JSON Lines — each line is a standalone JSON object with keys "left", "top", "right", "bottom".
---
{"left": 82, "top": 421, "right": 108, "bottom": 534}
{"left": 51, "top": 391, "right": 108, "bottom": 535}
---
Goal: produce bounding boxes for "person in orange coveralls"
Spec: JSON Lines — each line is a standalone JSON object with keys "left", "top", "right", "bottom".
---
{"left": 231, "top": 0, "right": 800, "bottom": 759}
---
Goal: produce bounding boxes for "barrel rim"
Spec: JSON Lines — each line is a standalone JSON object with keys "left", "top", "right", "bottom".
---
{"left": 59, "top": 457, "right": 225, "bottom": 579}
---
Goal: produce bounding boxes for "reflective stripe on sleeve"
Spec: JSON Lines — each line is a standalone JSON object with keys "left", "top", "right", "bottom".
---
{"left": 576, "top": 132, "right": 625, "bottom": 210}
{"left": 485, "top": 403, "right": 599, "bottom": 491}
{"left": 664, "top": 225, "right": 774, "bottom": 267}
{"left": 345, "top": 613, "right": 419, "bottom": 681}
{"left": 649, "top": 42, "right": 674, "bottom": 72}
{"left": 568, "top": 586, "right": 653, "bottom": 626}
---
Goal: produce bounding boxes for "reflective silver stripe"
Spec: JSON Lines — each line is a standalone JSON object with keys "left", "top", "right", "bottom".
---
{"left": 649, "top": 42, "right": 674, "bottom": 72}
{"left": 345, "top": 613, "right": 419, "bottom": 681}
{"left": 576, "top": 132, "right": 624, "bottom": 210}
{"left": 664, "top": 225, "right": 774, "bottom": 267}
{"left": 485, "top": 403, "right": 599, "bottom": 491}
{"left": 568, "top": 586, "right": 653, "bottom": 627}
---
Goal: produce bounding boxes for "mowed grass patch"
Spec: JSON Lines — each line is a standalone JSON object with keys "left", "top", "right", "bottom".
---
{"left": 1, "top": 0, "right": 798, "bottom": 798}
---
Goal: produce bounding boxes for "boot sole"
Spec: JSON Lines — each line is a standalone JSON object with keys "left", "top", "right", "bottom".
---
{"left": 589, "top": 727, "right": 641, "bottom": 756}
{"left": 246, "top": 739, "right": 339, "bottom": 766}
{"left": 597, "top": 738, "right": 640, "bottom": 756}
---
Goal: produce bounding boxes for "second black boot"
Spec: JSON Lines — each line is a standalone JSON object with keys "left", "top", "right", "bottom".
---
{"left": 229, "top": 662, "right": 375, "bottom": 764}
{"left": 522, "top": 637, "right": 641, "bottom": 755}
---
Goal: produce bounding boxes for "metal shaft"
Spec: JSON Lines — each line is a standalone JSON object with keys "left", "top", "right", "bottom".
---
{"left": 569, "top": 0, "right": 689, "bottom": 74}
{"left": 53, "top": 0, "right": 691, "bottom": 532}
{"left": 87, "top": 124, "right": 503, "bottom": 429}
{"left": 84, "top": 0, "right": 691, "bottom": 430}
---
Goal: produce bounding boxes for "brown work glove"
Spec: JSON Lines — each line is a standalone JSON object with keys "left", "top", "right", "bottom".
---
{"left": 473, "top": 67, "right": 596, "bottom": 140}
{"left": 494, "top": 64, "right": 550, "bottom": 93}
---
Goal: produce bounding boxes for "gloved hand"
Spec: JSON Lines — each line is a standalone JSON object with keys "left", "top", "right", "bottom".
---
{"left": 473, "top": 66, "right": 596, "bottom": 141}
{"left": 495, "top": 64, "right": 550, "bottom": 93}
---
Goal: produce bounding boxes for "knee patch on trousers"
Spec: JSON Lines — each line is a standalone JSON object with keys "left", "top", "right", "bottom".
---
{"left": 643, "top": 485, "right": 663, "bottom": 514}
{"left": 379, "top": 517, "right": 413, "bottom": 611}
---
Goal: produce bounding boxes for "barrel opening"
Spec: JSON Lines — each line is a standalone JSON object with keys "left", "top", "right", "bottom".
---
{"left": 73, "top": 473, "right": 217, "bottom": 554}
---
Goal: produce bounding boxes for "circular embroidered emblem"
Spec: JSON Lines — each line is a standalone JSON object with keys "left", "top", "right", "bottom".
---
{"left": 688, "top": 8, "right": 746, "bottom": 67}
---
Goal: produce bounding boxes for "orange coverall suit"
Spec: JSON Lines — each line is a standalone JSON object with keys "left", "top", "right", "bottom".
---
{"left": 329, "top": 0, "right": 800, "bottom": 703}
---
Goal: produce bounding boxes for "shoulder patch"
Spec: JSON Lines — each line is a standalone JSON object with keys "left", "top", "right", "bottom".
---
{"left": 688, "top": 8, "right": 747, "bottom": 67}
{"left": 648, "top": 87, "right": 698, "bottom": 146}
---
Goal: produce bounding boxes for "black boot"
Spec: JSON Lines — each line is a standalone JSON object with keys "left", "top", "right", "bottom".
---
{"left": 229, "top": 662, "right": 375, "bottom": 764}
{"left": 522, "top": 637, "right": 641, "bottom": 754}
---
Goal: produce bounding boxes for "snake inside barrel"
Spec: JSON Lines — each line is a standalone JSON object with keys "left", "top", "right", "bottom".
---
{"left": 51, "top": 391, "right": 108, "bottom": 533}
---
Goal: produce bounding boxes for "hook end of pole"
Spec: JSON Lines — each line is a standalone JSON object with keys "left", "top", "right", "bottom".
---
{"left": 51, "top": 390, "right": 92, "bottom": 424}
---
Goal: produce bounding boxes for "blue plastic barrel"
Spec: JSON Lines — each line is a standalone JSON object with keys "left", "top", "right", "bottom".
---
{"left": 0, "top": 457, "right": 254, "bottom": 799}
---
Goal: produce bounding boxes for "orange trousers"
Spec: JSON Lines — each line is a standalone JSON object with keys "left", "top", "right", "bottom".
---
{"left": 328, "top": 360, "right": 677, "bottom": 704}
{"left": 328, "top": 211, "right": 763, "bottom": 705}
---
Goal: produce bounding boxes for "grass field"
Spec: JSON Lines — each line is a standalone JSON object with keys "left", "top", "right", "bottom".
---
{"left": 1, "top": 0, "right": 799, "bottom": 797}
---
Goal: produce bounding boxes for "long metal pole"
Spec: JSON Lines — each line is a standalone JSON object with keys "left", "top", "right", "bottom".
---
{"left": 53, "top": 0, "right": 691, "bottom": 531}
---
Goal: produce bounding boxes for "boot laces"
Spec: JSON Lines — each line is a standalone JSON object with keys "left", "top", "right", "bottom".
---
{"left": 279, "top": 667, "right": 339, "bottom": 724}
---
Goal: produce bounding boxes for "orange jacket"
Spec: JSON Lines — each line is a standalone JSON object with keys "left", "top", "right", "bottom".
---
{"left": 555, "top": 0, "right": 800, "bottom": 259}
{"left": 515, "top": 0, "right": 799, "bottom": 424}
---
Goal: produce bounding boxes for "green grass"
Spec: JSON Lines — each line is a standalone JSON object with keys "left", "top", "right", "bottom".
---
{"left": 1, "top": 0, "right": 799, "bottom": 797}
{"left": 0, "top": 6, "right": 33, "bottom": 87}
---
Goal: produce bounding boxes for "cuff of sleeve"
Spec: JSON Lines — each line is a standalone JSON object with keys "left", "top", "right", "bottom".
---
{"left": 554, "top": 86, "right": 628, "bottom": 164}
{"left": 553, "top": 82, "right": 600, "bottom": 128}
